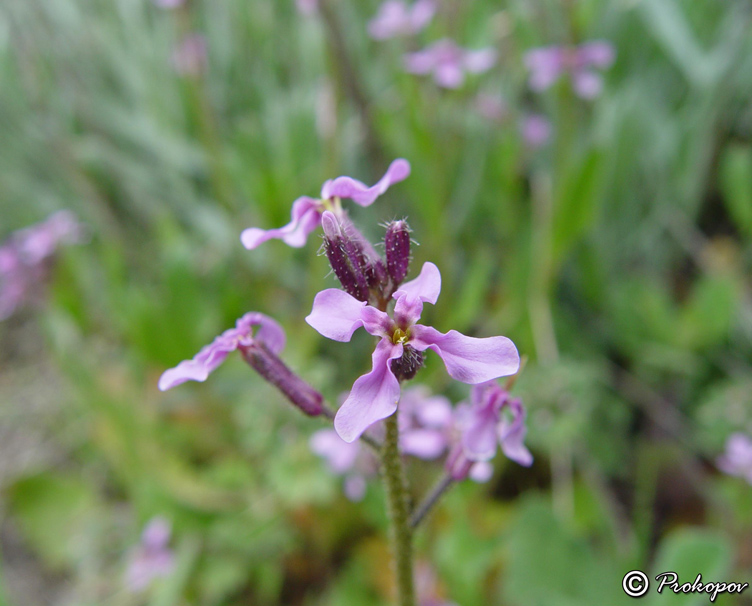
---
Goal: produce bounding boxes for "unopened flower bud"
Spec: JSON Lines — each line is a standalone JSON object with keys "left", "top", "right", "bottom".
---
{"left": 389, "top": 344, "right": 423, "bottom": 382}
{"left": 240, "top": 342, "right": 324, "bottom": 417}
{"left": 384, "top": 220, "right": 411, "bottom": 286}
{"left": 322, "top": 212, "right": 369, "bottom": 302}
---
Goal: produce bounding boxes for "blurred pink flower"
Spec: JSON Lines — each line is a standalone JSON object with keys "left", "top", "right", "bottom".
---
{"left": 399, "top": 385, "right": 454, "bottom": 460}
{"left": 717, "top": 433, "right": 752, "bottom": 484}
{"left": 404, "top": 39, "right": 497, "bottom": 88}
{"left": 125, "top": 517, "right": 175, "bottom": 592}
{"left": 368, "top": 0, "right": 435, "bottom": 40}
{"left": 172, "top": 34, "right": 207, "bottom": 76}
{"left": 153, "top": 0, "right": 185, "bottom": 8}
{"left": 474, "top": 93, "right": 508, "bottom": 122}
{"left": 310, "top": 428, "right": 378, "bottom": 501}
{"left": 296, "top": 0, "right": 318, "bottom": 16}
{"left": 0, "top": 211, "right": 84, "bottom": 321}
{"left": 520, "top": 114, "right": 551, "bottom": 148}
{"left": 525, "top": 40, "right": 615, "bottom": 99}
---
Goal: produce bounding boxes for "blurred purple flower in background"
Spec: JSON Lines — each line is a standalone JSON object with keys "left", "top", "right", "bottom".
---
{"left": 125, "top": 517, "right": 175, "bottom": 592}
{"left": 368, "top": 0, "right": 435, "bottom": 40}
{"left": 520, "top": 114, "right": 551, "bottom": 148}
{"left": 152, "top": 0, "right": 185, "bottom": 8}
{"left": 399, "top": 385, "right": 454, "bottom": 460}
{"left": 717, "top": 433, "right": 752, "bottom": 484}
{"left": 310, "top": 428, "right": 377, "bottom": 501}
{"left": 241, "top": 159, "right": 410, "bottom": 249}
{"left": 525, "top": 40, "right": 615, "bottom": 99}
{"left": 306, "top": 262, "right": 520, "bottom": 442}
{"left": 474, "top": 93, "right": 508, "bottom": 123}
{"left": 158, "top": 312, "right": 285, "bottom": 390}
{"left": 404, "top": 39, "right": 497, "bottom": 88}
{"left": 296, "top": 0, "right": 318, "bottom": 16}
{"left": 172, "top": 34, "right": 207, "bottom": 77}
{"left": 0, "top": 211, "right": 84, "bottom": 321}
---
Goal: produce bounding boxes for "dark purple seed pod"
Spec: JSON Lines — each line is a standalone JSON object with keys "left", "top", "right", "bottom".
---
{"left": 240, "top": 342, "right": 324, "bottom": 417}
{"left": 389, "top": 344, "right": 423, "bottom": 382}
{"left": 385, "top": 220, "right": 411, "bottom": 286}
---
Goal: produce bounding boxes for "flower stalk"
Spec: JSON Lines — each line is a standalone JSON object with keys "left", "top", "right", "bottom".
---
{"left": 381, "top": 412, "right": 415, "bottom": 606}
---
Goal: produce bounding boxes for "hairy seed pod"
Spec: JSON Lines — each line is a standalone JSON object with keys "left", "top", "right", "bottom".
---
{"left": 385, "top": 220, "right": 411, "bottom": 286}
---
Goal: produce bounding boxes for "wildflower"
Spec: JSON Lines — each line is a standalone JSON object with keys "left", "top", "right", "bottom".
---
{"left": 404, "top": 39, "right": 497, "bottom": 89}
{"left": 125, "top": 517, "right": 175, "bottom": 592}
{"left": 520, "top": 114, "right": 551, "bottom": 148}
{"left": 240, "top": 159, "right": 410, "bottom": 250}
{"left": 306, "top": 262, "right": 520, "bottom": 441}
{"left": 446, "top": 381, "right": 532, "bottom": 481}
{"left": 172, "top": 34, "right": 207, "bottom": 77}
{"left": 0, "top": 211, "right": 84, "bottom": 321}
{"left": 310, "top": 428, "right": 378, "bottom": 501}
{"left": 717, "top": 433, "right": 752, "bottom": 484}
{"left": 368, "top": 0, "right": 435, "bottom": 40}
{"left": 524, "top": 40, "right": 615, "bottom": 99}
{"left": 158, "top": 312, "right": 323, "bottom": 416}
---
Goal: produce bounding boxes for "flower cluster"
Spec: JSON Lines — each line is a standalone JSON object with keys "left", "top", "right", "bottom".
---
{"left": 368, "top": 0, "right": 435, "bottom": 40}
{"left": 525, "top": 41, "right": 615, "bottom": 99}
{"left": 125, "top": 517, "right": 175, "bottom": 592}
{"left": 0, "top": 211, "right": 83, "bottom": 321}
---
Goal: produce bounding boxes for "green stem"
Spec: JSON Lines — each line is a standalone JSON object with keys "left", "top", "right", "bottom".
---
{"left": 381, "top": 413, "right": 415, "bottom": 606}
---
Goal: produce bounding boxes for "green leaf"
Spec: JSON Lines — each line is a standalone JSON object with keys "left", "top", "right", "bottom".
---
{"left": 719, "top": 145, "right": 752, "bottom": 236}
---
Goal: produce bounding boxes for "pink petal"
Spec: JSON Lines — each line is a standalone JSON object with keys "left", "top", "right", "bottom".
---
{"left": 434, "top": 62, "right": 465, "bottom": 88}
{"left": 320, "top": 159, "right": 411, "bottom": 207}
{"left": 394, "top": 293, "right": 423, "bottom": 328}
{"left": 344, "top": 474, "right": 367, "bottom": 501}
{"left": 361, "top": 305, "right": 395, "bottom": 338}
{"left": 409, "top": 0, "right": 436, "bottom": 32}
{"left": 410, "top": 325, "right": 520, "bottom": 384}
{"left": 334, "top": 340, "right": 403, "bottom": 442}
{"left": 393, "top": 261, "right": 441, "bottom": 304}
{"left": 461, "top": 412, "right": 499, "bottom": 461}
{"left": 401, "top": 429, "right": 447, "bottom": 459}
{"left": 572, "top": 69, "right": 603, "bottom": 99}
{"left": 368, "top": 1, "right": 410, "bottom": 39}
{"left": 305, "top": 289, "right": 367, "bottom": 341}
{"left": 525, "top": 47, "right": 565, "bottom": 91}
{"left": 463, "top": 48, "right": 497, "bottom": 73}
{"left": 403, "top": 48, "right": 437, "bottom": 74}
{"left": 577, "top": 40, "right": 615, "bottom": 68}
{"left": 469, "top": 461, "right": 494, "bottom": 483}
{"left": 236, "top": 312, "right": 286, "bottom": 354}
{"left": 240, "top": 197, "right": 320, "bottom": 249}
{"left": 141, "top": 517, "right": 171, "bottom": 549}
{"left": 310, "top": 429, "right": 361, "bottom": 473}
{"left": 158, "top": 340, "right": 236, "bottom": 390}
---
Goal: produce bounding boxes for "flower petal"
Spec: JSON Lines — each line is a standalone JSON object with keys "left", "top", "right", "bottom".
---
{"left": 361, "top": 305, "right": 395, "bottom": 338}
{"left": 158, "top": 338, "right": 237, "bottom": 391}
{"left": 463, "top": 48, "right": 497, "bottom": 73}
{"left": 401, "top": 429, "right": 447, "bottom": 459}
{"left": 321, "top": 159, "right": 411, "bottom": 207}
{"left": 469, "top": 462, "right": 494, "bottom": 483}
{"left": 572, "top": 69, "right": 603, "bottom": 99}
{"left": 576, "top": 40, "right": 615, "bottom": 68}
{"left": 236, "top": 312, "right": 286, "bottom": 354}
{"left": 393, "top": 261, "right": 441, "bottom": 304}
{"left": 309, "top": 429, "right": 361, "bottom": 473}
{"left": 410, "top": 325, "right": 520, "bottom": 383}
{"left": 461, "top": 411, "right": 499, "bottom": 461}
{"left": 334, "top": 340, "right": 403, "bottom": 442}
{"left": 305, "top": 289, "right": 367, "bottom": 341}
{"left": 394, "top": 293, "right": 423, "bottom": 328}
{"left": 343, "top": 474, "right": 367, "bottom": 501}
{"left": 525, "top": 46, "right": 564, "bottom": 91}
{"left": 498, "top": 398, "right": 533, "bottom": 466}
{"left": 240, "top": 197, "right": 320, "bottom": 249}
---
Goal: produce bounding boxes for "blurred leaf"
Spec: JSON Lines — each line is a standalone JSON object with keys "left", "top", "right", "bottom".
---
{"left": 719, "top": 145, "right": 752, "bottom": 236}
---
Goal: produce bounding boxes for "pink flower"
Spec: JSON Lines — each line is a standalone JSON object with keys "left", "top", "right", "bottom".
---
{"left": 310, "top": 428, "right": 378, "bottom": 501}
{"left": 398, "top": 385, "right": 454, "bottom": 460}
{"left": 404, "top": 39, "right": 497, "bottom": 88}
{"left": 158, "top": 312, "right": 285, "bottom": 390}
{"left": 717, "top": 433, "right": 752, "bottom": 484}
{"left": 172, "top": 34, "right": 207, "bottom": 77}
{"left": 368, "top": 0, "right": 435, "bottom": 40}
{"left": 296, "top": 0, "right": 318, "bottom": 16}
{"left": 451, "top": 381, "right": 533, "bottom": 472}
{"left": 525, "top": 40, "right": 615, "bottom": 99}
{"left": 240, "top": 159, "right": 410, "bottom": 250}
{"left": 306, "top": 262, "right": 520, "bottom": 442}
{"left": 520, "top": 114, "right": 551, "bottom": 148}
{"left": 125, "top": 517, "right": 175, "bottom": 592}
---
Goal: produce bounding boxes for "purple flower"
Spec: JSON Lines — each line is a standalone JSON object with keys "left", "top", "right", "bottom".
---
{"left": 0, "top": 211, "right": 84, "bottom": 321}
{"left": 520, "top": 114, "right": 551, "bottom": 148}
{"left": 717, "top": 433, "right": 752, "bottom": 484}
{"left": 172, "top": 34, "right": 207, "bottom": 77}
{"left": 158, "top": 312, "right": 285, "bottom": 390}
{"left": 399, "top": 385, "right": 453, "bottom": 460}
{"left": 454, "top": 381, "right": 532, "bottom": 467}
{"left": 240, "top": 159, "right": 410, "bottom": 250}
{"left": 306, "top": 261, "right": 520, "bottom": 442}
{"left": 404, "top": 39, "right": 497, "bottom": 88}
{"left": 368, "top": 0, "right": 435, "bottom": 40}
{"left": 125, "top": 517, "right": 175, "bottom": 592}
{"left": 525, "top": 40, "right": 615, "bottom": 99}
{"left": 310, "top": 428, "right": 378, "bottom": 501}
{"left": 296, "top": 0, "right": 318, "bottom": 16}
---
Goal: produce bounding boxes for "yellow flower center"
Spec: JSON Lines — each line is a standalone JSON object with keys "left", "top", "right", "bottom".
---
{"left": 392, "top": 328, "right": 409, "bottom": 345}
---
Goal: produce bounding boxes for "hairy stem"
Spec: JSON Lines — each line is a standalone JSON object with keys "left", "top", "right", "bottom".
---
{"left": 381, "top": 413, "right": 415, "bottom": 606}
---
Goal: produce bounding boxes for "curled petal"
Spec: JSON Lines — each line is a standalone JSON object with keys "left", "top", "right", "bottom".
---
{"left": 306, "top": 289, "right": 367, "bottom": 341}
{"left": 394, "top": 294, "right": 423, "bottom": 328}
{"left": 393, "top": 261, "right": 441, "bottom": 304}
{"left": 361, "top": 305, "right": 395, "bottom": 338}
{"left": 461, "top": 409, "right": 500, "bottom": 461}
{"left": 498, "top": 398, "right": 533, "bottom": 466}
{"left": 410, "top": 325, "right": 520, "bottom": 384}
{"left": 334, "top": 340, "right": 403, "bottom": 442}
{"left": 158, "top": 339, "right": 236, "bottom": 391}
{"left": 320, "top": 159, "right": 411, "bottom": 207}
{"left": 240, "top": 197, "right": 320, "bottom": 249}
{"left": 236, "top": 312, "right": 286, "bottom": 354}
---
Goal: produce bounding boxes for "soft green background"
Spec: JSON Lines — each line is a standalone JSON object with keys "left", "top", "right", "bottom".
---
{"left": 1, "top": 0, "right": 751, "bottom": 604}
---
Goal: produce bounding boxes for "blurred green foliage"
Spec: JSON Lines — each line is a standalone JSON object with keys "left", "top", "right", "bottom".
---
{"left": 1, "top": 0, "right": 752, "bottom": 604}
